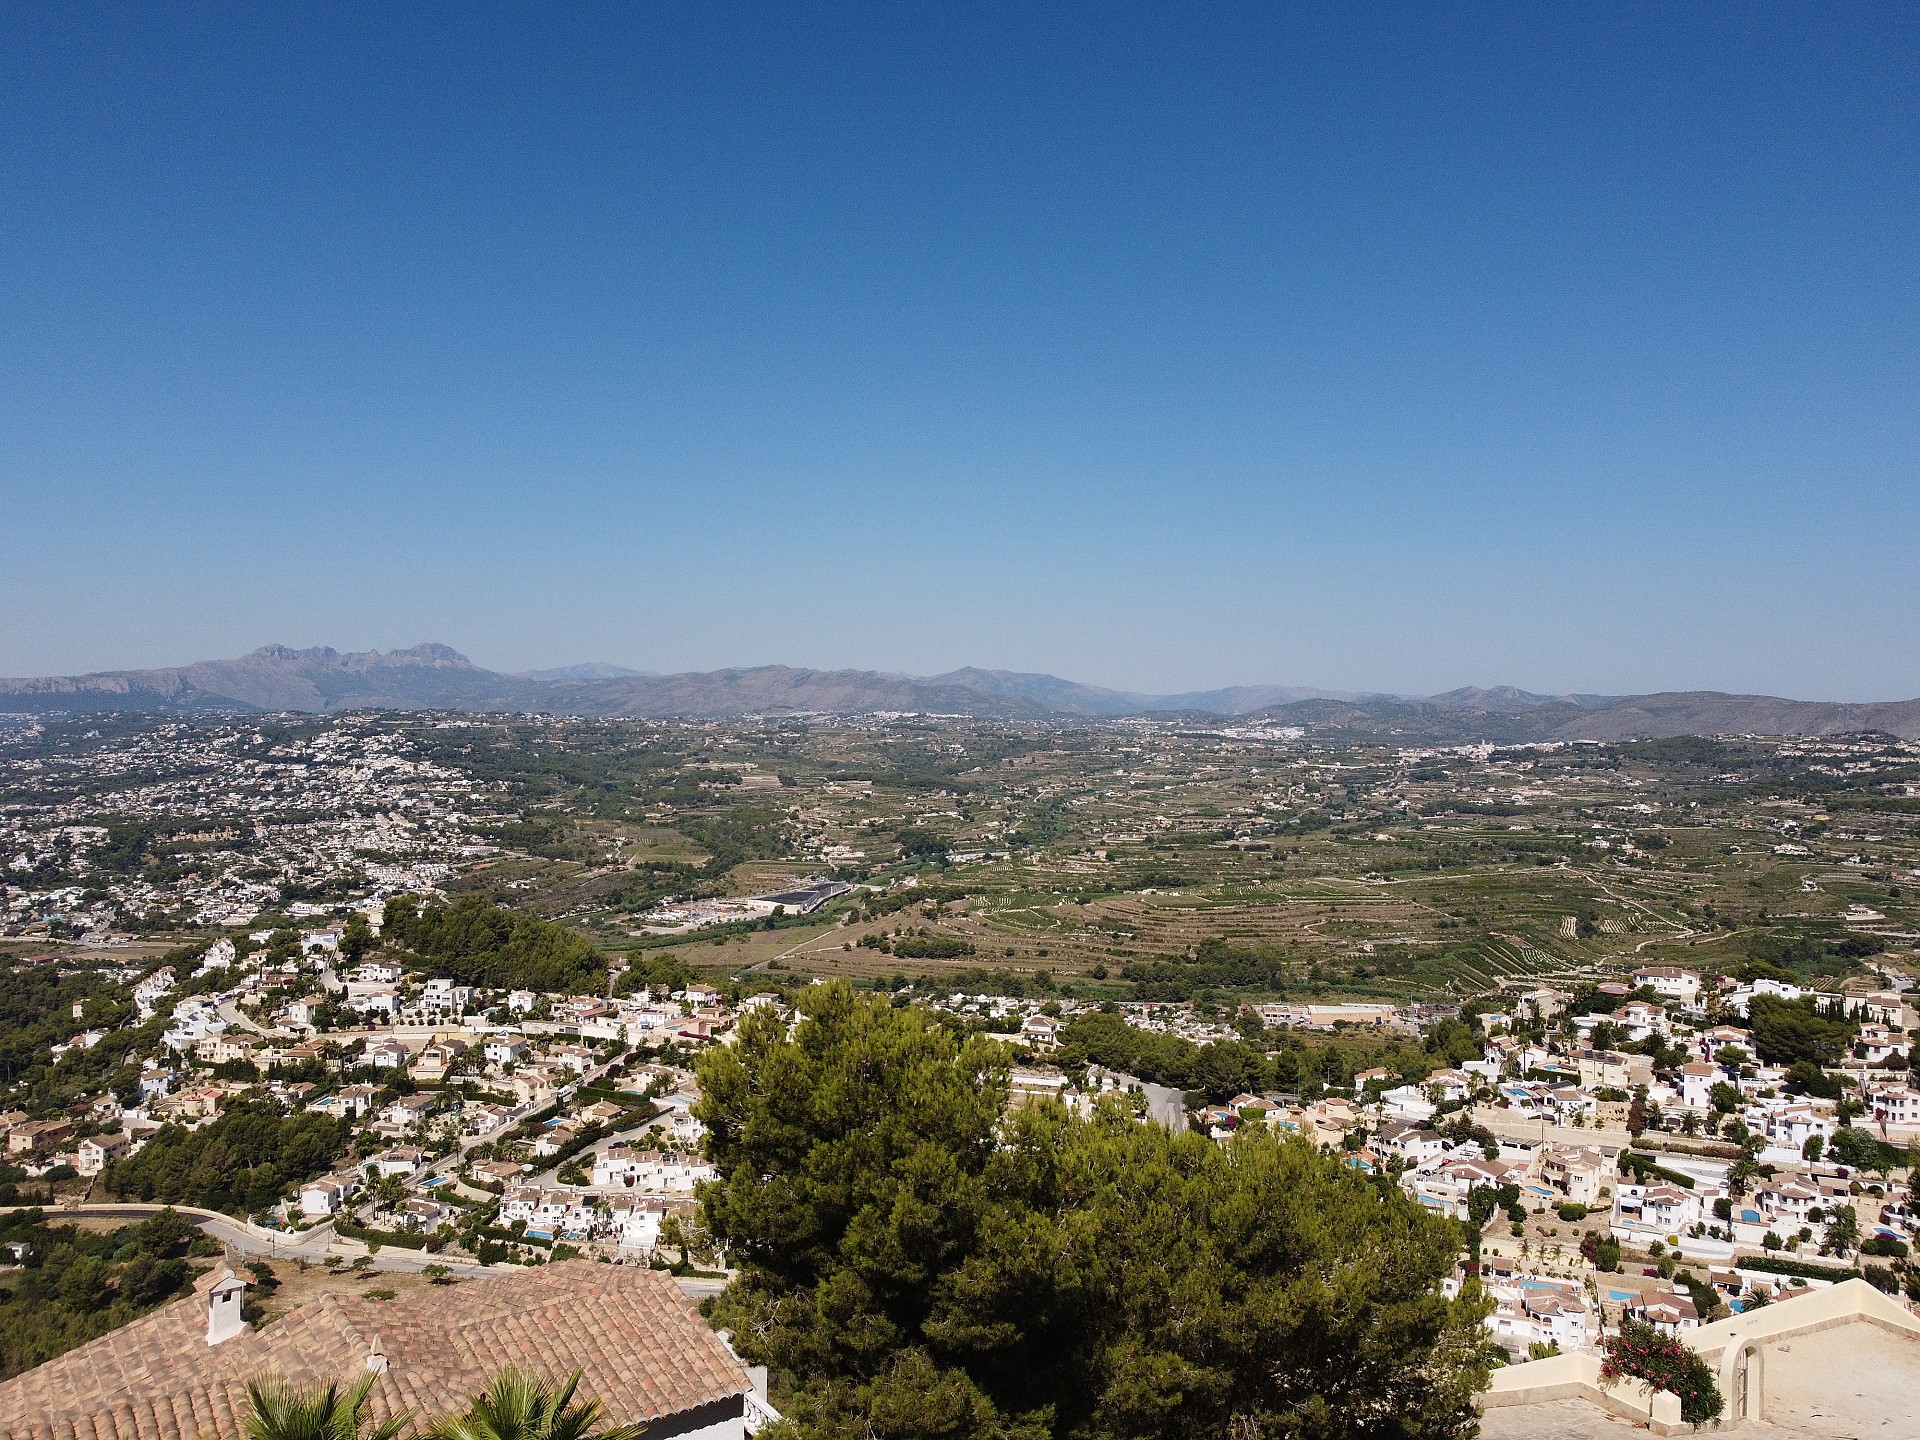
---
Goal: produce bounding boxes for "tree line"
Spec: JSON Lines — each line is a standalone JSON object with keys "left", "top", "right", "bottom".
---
{"left": 1118, "top": 935, "right": 1295, "bottom": 998}
{"left": 382, "top": 893, "right": 606, "bottom": 993}
{"left": 106, "top": 1099, "right": 349, "bottom": 1217}
{"left": 1054, "top": 1005, "right": 1481, "bottom": 1103}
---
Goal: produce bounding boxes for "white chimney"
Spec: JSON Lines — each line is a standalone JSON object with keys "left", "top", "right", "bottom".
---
{"left": 206, "top": 1269, "right": 248, "bottom": 1346}
{"left": 366, "top": 1336, "right": 389, "bottom": 1375}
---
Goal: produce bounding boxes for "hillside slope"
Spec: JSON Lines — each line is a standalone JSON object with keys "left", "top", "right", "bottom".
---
{"left": 4, "top": 645, "right": 1916, "bottom": 739}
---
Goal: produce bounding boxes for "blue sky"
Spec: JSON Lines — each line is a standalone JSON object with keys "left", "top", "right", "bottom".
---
{"left": 3, "top": 4, "right": 1916, "bottom": 698}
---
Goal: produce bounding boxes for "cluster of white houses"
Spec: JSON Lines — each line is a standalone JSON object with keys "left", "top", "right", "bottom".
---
{"left": 1196, "top": 963, "right": 1920, "bottom": 1361}
{"left": 0, "top": 925, "right": 747, "bottom": 1252}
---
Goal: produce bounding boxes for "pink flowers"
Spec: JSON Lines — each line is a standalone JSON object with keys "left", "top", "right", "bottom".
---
{"left": 1600, "top": 1319, "right": 1723, "bottom": 1424}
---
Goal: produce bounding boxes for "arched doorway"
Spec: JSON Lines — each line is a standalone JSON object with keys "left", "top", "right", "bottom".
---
{"left": 1730, "top": 1342, "right": 1763, "bottom": 1421}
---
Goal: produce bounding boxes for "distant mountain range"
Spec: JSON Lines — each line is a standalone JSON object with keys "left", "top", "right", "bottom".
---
{"left": 514, "top": 662, "right": 652, "bottom": 683}
{"left": 2, "top": 643, "right": 1916, "bottom": 742}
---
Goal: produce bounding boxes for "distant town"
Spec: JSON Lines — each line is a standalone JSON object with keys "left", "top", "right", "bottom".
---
{"left": 0, "top": 706, "right": 1918, "bottom": 1398}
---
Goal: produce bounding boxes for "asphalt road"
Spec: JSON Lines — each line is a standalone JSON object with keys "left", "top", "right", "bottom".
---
{"left": 524, "top": 1114, "right": 661, "bottom": 1187}
{"left": 1092, "top": 1069, "right": 1187, "bottom": 1131}
{"left": 1137, "top": 1080, "right": 1188, "bottom": 1132}
{"left": 3, "top": 1203, "right": 498, "bottom": 1278}
{"left": 1, "top": 1202, "right": 725, "bottom": 1292}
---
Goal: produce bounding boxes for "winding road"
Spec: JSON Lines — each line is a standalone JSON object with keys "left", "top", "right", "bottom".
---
{"left": 6, "top": 1203, "right": 512, "bottom": 1281}
{"left": 9, "top": 1199, "right": 729, "bottom": 1293}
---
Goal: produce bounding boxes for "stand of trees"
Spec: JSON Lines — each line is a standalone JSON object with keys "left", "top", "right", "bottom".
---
{"left": 886, "top": 933, "right": 975, "bottom": 960}
{"left": 382, "top": 893, "right": 605, "bottom": 993}
{"left": 106, "top": 1100, "right": 349, "bottom": 1216}
{"left": 675, "top": 804, "right": 794, "bottom": 875}
{"left": 697, "top": 983, "right": 1489, "bottom": 1440}
{"left": 1054, "top": 1006, "right": 1479, "bottom": 1103}
{"left": 613, "top": 950, "right": 699, "bottom": 997}
{"left": 0, "top": 965, "right": 138, "bottom": 1098}
{"left": 0, "top": 1209, "right": 203, "bottom": 1380}
{"left": 1746, "top": 996, "right": 1857, "bottom": 1068}
{"left": 1120, "top": 935, "right": 1295, "bottom": 998}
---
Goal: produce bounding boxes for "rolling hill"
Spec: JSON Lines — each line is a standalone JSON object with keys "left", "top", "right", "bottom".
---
{"left": 2, "top": 644, "right": 1916, "bottom": 740}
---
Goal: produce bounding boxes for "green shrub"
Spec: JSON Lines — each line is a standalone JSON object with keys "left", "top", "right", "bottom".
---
{"left": 1620, "top": 1152, "right": 1695, "bottom": 1189}
{"left": 1736, "top": 1253, "right": 1860, "bottom": 1282}
{"left": 332, "top": 1217, "right": 429, "bottom": 1252}
{"left": 1580, "top": 1232, "right": 1622, "bottom": 1271}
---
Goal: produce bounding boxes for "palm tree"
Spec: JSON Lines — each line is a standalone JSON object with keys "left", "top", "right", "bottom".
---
{"left": 424, "top": 1369, "right": 644, "bottom": 1440}
{"left": 241, "top": 1372, "right": 411, "bottom": 1440}
{"left": 1822, "top": 1202, "right": 1861, "bottom": 1257}
{"left": 371, "top": 1174, "right": 410, "bottom": 1210}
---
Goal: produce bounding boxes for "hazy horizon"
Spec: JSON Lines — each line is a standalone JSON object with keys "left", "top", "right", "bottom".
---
{"left": 5, "top": 8, "right": 1916, "bottom": 701}
{"left": 8, "top": 636, "right": 1920, "bottom": 708}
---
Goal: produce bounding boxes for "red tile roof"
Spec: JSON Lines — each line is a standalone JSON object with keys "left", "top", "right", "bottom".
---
{"left": 0, "top": 1262, "right": 748, "bottom": 1440}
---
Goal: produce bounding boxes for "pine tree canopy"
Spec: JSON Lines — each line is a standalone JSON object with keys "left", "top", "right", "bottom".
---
{"left": 697, "top": 983, "right": 1489, "bottom": 1440}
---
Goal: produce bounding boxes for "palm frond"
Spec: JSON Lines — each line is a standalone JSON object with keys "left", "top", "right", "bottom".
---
{"left": 240, "top": 1371, "right": 410, "bottom": 1440}
{"left": 424, "top": 1367, "right": 639, "bottom": 1440}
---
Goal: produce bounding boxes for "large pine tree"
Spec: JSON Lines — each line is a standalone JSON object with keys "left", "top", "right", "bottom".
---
{"left": 698, "top": 983, "right": 1488, "bottom": 1440}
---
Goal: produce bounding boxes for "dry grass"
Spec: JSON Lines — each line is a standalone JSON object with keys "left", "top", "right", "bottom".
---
{"left": 253, "top": 1262, "right": 445, "bottom": 1322}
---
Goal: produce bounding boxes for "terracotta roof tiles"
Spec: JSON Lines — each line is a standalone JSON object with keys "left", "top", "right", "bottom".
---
{"left": 0, "top": 1263, "right": 747, "bottom": 1440}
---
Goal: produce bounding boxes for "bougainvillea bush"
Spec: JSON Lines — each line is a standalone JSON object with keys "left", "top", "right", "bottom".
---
{"left": 1599, "top": 1319, "right": 1722, "bottom": 1424}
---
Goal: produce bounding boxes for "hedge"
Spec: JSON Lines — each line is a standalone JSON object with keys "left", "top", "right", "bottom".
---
{"left": 1735, "top": 1253, "right": 1861, "bottom": 1282}
{"left": 573, "top": 1083, "right": 654, "bottom": 1106}
{"left": 1621, "top": 1152, "right": 1694, "bottom": 1189}
{"left": 333, "top": 1215, "right": 432, "bottom": 1251}
{"left": 481, "top": 1225, "right": 552, "bottom": 1250}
